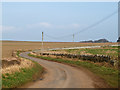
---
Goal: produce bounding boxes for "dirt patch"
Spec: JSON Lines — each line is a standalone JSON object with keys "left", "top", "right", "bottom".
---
{"left": 2, "top": 58, "right": 21, "bottom": 68}
{"left": 76, "top": 66, "right": 111, "bottom": 88}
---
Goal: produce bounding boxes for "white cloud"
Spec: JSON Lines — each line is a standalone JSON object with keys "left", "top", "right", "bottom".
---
{"left": 26, "top": 22, "right": 82, "bottom": 30}
{"left": 0, "top": 25, "right": 16, "bottom": 31}
{"left": 3, "top": 26, "right": 16, "bottom": 31}
{"left": 56, "top": 23, "right": 81, "bottom": 29}
{"left": 53, "top": 23, "right": 81, "bottom": 29}
{"left": 39, "top": 22, "right": 52, "bottom": 28}
{"left": 72, "top": 24, "right": 80, "bottom": 28}
{"left": 27, "top": 22, "right": 52, "bottom": 29}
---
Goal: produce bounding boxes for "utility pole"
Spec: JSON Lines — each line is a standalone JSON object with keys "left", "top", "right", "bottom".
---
{"left": 42, "top": 32, "right": 44, "bottom": 52}
{"left": 73, "top": 34, "right": 74, "bottom": 42}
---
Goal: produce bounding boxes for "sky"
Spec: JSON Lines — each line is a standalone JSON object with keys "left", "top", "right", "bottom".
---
{"left": 2, "top": 2, "right": 118, "bottom": 42}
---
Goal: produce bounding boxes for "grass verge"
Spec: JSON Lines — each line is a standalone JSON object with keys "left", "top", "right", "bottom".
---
{"left": 2, "top": 51, "right": 44, "bottom": 88}
{"left": 64, "top": 48, "right": 118, "bottom": 59}
{"left": 28, "top": 53, "right": 119, "bottom": 88}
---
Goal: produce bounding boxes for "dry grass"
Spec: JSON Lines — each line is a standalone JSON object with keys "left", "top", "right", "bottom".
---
{"left": 2, "top": 41, "right": 117, "bottom": 58}
{"left": 2, "top": 58, "right": 34, "bottom": 75}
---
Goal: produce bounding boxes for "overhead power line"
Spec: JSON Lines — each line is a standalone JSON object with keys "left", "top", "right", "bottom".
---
{"left": 45, "top": 33, "right": 72, "bottom": 40}
{"left": 44, "top": 8, "right": 119, "bottom": 40}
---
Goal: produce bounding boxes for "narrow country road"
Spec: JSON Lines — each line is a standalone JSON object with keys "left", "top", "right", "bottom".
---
{"left": 19, "top": 52, "right": 109, "bottom": 88}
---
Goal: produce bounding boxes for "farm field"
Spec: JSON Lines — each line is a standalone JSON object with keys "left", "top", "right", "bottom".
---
{"left": 2, "top": 41, "right": 117, "bottom": 58}
{"left": 1, "top": 41, "right": 119, "bottom": 88}
{"left": 51, "top": 46, "right": 119, "bottom": 60}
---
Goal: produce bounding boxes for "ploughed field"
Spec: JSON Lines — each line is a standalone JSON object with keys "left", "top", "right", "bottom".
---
{"left": 2, "top": 41, "right": 117, "bottom": 58}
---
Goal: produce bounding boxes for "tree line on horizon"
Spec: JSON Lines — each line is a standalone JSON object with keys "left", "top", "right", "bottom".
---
{"left": 80, "top": 39, "right": 109, "bottom": 43}
{"left": 117, "top": 37, "right": 120, "bottom": 42}
{"left": 80, "top": 37, "right": 120, "bottom": 43}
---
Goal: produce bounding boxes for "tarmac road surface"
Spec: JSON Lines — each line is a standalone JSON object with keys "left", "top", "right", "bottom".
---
{"left": 20, "top": 52, "right": 109, "bottom": 88}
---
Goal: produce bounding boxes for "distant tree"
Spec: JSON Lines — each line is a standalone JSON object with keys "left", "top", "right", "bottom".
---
{"left": 80, "top": 39, "right": 109, "bottom": 43}
{"left": 80, "top": 40, "right": 93, "bottom": 43}
{"left": 117, "top": 37, "right": 120, "bottom": 42}
{"left": 94, "top": 39, "right": 109, "bottom": 43}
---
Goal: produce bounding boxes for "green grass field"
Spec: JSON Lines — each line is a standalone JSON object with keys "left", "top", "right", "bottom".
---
{"left": 2, "top": 63, "right": 43, "bottom": 88}
{"left": 56, "top": 46, "right": 119, "bottom": 60}
{"left": 2, "top": 51, "right": 44, "bottom": 88}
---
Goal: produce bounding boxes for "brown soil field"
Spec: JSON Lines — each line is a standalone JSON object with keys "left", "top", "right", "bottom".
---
{"left": 2, "top": 40, "right": 117, "bottom": 58}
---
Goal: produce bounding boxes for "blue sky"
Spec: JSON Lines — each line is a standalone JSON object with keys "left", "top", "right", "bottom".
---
{"left": 2, "top": 2, "right": 118, "bottom": 42}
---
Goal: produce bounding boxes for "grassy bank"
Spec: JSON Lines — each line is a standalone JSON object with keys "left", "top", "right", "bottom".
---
{"left": 55, "top": 46, "right": 118, "bottom": 60}
{"left": 2, "top": 51, "right": 44, "bottom": 88}
{"left": 28, "top": 53, "right": 119, "bottom": 88}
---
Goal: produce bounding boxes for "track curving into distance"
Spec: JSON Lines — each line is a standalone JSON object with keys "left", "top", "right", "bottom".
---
{"left": 20, "top": 52, "right": 109, "bottom": 88}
